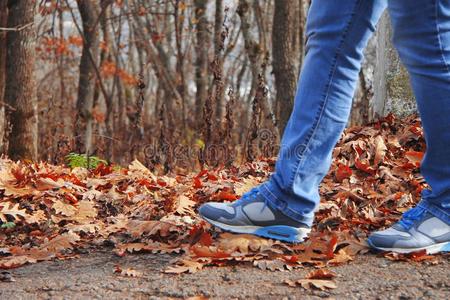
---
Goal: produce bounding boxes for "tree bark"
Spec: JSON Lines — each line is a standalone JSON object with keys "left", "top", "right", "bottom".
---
{"left": 372, "top": 12, "right": 415, "bottom": 121}
{"left": 4, "top": 0, "right": 38, "bottom": 160}
{"left": 74, "top": 0, "right": 100, "bottom": 155}
{"left": 372, "top": 11, "right": 391, "bottom": 121}
{"left": 213, "top": 0, "right": 225, "bottom": 122}
{"left": 194, "top": 0, "right": 209, "bottom": 126}
{"left": 272, "top": 0, "right": 299, "bottom": 134}
{"left": 0, "top": 1, "right": 8, "bottom": 152}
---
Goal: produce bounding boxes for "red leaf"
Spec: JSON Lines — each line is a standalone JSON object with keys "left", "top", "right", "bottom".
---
{"left": 207, "top": 173, "right": 218, "bottom": 181}
{"left": 354, "top": 159, "right": 376, "bottom": 175}
{"left": 92, "top": 163, "right": 113, "bottom": 176}
{"left": 213, "top": 191, "right": 239, "bottom": 201}
{"left": 198, "top": 232, "right": 213, "bottom": 246}
{"left": 195, "top": 169, "right": 208, "bottom": 178}
{"left": 193, "top": 177, "right": 202, "bottom": 189}
{"left": 326, "top": 234, "right": 338, "bottom": 259}
{"left": 335, "top": 164, "right": 352, "bottom": 182}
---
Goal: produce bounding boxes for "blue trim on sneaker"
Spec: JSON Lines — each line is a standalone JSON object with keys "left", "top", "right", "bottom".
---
{"left": 254, "top": 225, "right": 305, "bottom": 243}
{"left": 368, "top": 207, "right": 450, "bottom": 254}
{"left": 442, "top": 243, "right": 450, "bottom": 252}
{"left": 201, "top": 215, "right": 310, "bottom": 243}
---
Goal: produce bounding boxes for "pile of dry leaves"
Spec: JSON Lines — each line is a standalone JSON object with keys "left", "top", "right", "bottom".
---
{"left": 0, "top": 114, "right": 445, "bottom": 274}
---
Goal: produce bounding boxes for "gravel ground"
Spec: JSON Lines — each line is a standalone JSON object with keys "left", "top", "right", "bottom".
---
{"left": 0, "top": 249, "right": 448, "bottom": 300}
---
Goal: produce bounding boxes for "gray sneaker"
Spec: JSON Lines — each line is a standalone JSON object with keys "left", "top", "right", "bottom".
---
{"left": 368, "top": 206, "right": 450, "bottom": 254}
{"left": 198, "top": 190, "right": 311, "bottom": 243}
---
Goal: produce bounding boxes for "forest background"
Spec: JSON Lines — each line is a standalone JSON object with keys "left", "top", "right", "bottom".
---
{"left": 0, "top": 0, "right": 415, "bottom": 171}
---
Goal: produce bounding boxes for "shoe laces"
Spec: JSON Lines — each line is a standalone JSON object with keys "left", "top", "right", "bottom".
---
{"left": 398, "top": 206, "right": 427, "bottom": 230}
{"left": 236, "top": 188, "right": 272, "bottom": 213}
{"left": 236, "top": 189, "right": 259, "bottom": 205}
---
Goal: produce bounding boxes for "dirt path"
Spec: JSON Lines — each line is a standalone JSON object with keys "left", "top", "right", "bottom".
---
{"left": 0, "top": 249, "right": 448, "bottom": 299}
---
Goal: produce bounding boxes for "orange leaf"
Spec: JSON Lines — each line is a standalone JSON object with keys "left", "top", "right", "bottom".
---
{"left": 191, "top": 245, "right": 229, "bottom": 259}
{"left": 405, "top": 151, "right": 424, "bottom": 167}
{"left": 306, "top": 269, "right": 337, "bottom": 280}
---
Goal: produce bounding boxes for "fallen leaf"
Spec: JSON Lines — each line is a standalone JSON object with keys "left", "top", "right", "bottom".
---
{"left": 128, "top": 160, "right": 157, "bottom": 182}
{"left": 285, "top": 279, "right": 337, "bottom": 290}
{"left": 306, "top": 269, "right": 337, "bottom": 279}
{"left": 40, "top": 232, "right": 80, "bottom": 253}
{"left": 373, "top": 135, "right": 387, "bottom": 165}
{"left": 53, "top": 200, "right": 77, "bottom": 216}
{"left": 335, "top": 164, "right": 352, "bottom": 182}
{"left": 234, "top": 176, "right": 259, "bottom": 196}
{"left": 253, "top": 259, "right": 290, "bottom": 271}
{"left": 175, "top": 195, "right": 196, "bottom": 215}
{"left": 190, "top": 245, "right": 230, "bottom": 259}
{"left": 164, "top": 259, "right": 204, "bottom": 274}
{"left": 0, "top": 255, "right": 37, "bottom": 269}
{"left": 0, "top": 202, "right": 30, "bottom": 223}
{"left": 114, "top": 242, "right": 181, "bottom": 256}
{"left": 126, "top": 220, "right": 178, "bottom": 238}
{"left": 114, "top": 265, "right": 143, "bottom": 277}
{"left": 218, "top": 233, "right": 273, "bottom": 255}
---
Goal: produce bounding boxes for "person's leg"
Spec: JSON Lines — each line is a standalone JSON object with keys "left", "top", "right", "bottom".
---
{"left": 368, "top": 0, "right": 450, "bottom": 254}
{"left": 259, "top": 0, "right": 387, "bottom": 226}
{"left": 199, "top": 0, "right": 387, "bottom": 242}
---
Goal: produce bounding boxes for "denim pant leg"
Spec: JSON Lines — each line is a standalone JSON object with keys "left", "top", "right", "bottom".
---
{"left": 388, "top": 0, "right": 450, "bottom": 224}
{"left": 259, "top": 0, "right": 387, "bottom": 226}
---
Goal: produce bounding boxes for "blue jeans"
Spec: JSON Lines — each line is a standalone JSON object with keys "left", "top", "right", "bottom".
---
{"left": 260, "top": 0, "right": 450, "bottom": 226}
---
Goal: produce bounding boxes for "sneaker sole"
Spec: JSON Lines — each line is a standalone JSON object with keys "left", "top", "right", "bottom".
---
{"left": 201, "top": 216, "right": 311, "bottom": 243}
{"left": 367, "top": 239, "right": 450, "bottom": 255}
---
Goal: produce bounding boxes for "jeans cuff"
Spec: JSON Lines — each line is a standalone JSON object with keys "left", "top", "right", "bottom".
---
{"left": 417, "top": 199, "right": 450, "bottom": 225}
{"left": 259, "top": 182, "right": 314, "bottom": 227}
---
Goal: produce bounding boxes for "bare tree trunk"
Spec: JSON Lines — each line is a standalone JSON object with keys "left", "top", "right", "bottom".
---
{"left": 194, "top": 0, "right": 209, "bottom": 126}
{"left": 372, "top": 11, "right": 391, "bottom": 121}
{"left": 4, "top": 0, "right": 38, "bottom": 160}
{"left": 74, "top": 0, "right": 100, "bottom": 155}
{"left": 213, "top": 0, "right": 225, "bottom": 122}
{"left": 372, "top": 12, "right": 415, "bottom": 121}
{"left": 0, "top": 1, "right": 8, "bottom": 153}
{"left": 272, "top": 0, "right": 299, "bottom": 134}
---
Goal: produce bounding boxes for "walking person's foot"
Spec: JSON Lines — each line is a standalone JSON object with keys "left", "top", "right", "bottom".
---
{"left": 198, "top": 189, "right": 311, "bottom": 243}
{"left": 368, "top": 206, "right": 450, "bottom": 254}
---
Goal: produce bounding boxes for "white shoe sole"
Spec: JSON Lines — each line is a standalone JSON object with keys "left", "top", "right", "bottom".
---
{"left": 369, "top": 241, "right": 450, "bottom": 254}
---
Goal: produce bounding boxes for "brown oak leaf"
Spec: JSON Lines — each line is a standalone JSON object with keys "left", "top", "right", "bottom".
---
{"left": 0, "top": 202, "right": 30, "bottom": 223}
{"left": 164, "top": 259, "right": 205, "bottom": 274}
{"left": 285, "top": 279, "right": 337, "bottom": 290}
{"left": 40, "top": 232, "right": 80, "bottom": 253}
{"left": 126, "top": 220, "right": 178, "bottom": 238}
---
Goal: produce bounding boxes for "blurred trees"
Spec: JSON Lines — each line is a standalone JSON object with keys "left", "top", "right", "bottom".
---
{"left": 0, "top": 1, "right": 413, "bottom": 171}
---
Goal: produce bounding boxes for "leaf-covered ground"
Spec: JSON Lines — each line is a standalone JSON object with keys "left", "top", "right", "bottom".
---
{"left": 0, "top": 114, "right": 448, "bottom": 284}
